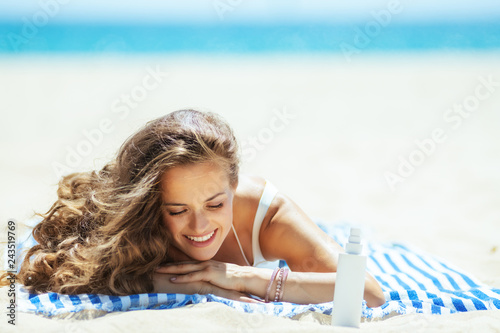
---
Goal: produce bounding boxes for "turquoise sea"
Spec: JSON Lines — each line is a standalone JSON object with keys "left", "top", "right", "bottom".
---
{"left": 1, "top": 22, "right": 499, "bottom": 53}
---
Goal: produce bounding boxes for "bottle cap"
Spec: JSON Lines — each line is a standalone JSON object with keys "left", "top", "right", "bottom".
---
{"left": 346, "top": 228, "right": 363, "bottom": 255}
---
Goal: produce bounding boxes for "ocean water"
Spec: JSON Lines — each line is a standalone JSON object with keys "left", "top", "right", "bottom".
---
{"left": 0, "top": 22, "right": 499, "bottom": 54}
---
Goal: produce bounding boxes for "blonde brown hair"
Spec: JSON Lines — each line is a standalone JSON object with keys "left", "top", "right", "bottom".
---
{"left": 8, "top": 110, "right": 239, "bottom": 295}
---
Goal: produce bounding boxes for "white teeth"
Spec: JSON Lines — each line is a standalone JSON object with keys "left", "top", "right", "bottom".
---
{"left": 186, "top": 230, "right": 215, "bottom": 242}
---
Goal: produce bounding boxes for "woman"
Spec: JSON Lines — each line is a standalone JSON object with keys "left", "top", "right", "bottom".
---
{"left": 13, "top": 109, "right": 385, "bottom": 307}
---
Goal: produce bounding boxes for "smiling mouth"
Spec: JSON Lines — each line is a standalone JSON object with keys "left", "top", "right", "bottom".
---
{"left": 184, "top": 230, "right": 216, "bottom": 243}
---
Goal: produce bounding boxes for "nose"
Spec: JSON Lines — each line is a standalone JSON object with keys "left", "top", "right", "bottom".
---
{"left": 188, "top": 210, "right": 210, "bottom": 234}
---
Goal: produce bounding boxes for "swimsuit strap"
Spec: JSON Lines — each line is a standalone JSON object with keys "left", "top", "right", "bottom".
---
{"left": 231, "top": 180, "right": 279, "bottom": 267}
{"left": 231, "top": 224, "right": 251, "bottom": 266}
{"left": 251, "top": 181, "right": 279, "bottom": 267}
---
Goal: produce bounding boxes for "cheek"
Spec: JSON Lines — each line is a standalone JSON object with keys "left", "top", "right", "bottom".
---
{"left": 161, "top": 212, "right": 180, "bottom": 235}
{"left": 220, "top": 205, "right": 233, "bottom": 223}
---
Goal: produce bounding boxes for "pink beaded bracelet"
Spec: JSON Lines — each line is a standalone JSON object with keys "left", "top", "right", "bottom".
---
{"left": 265, "top": 268, "right": 280, "bottom": 302}
{"left": 277, "top": 267, "right": 289, "bottom": 302}
{"left": 273, "top": 268, "right": 284, "bottom": 302}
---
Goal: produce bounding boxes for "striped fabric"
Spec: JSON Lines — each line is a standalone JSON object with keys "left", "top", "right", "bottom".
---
{"left": 14, "top": 223, "right": 500, "bottom": 319}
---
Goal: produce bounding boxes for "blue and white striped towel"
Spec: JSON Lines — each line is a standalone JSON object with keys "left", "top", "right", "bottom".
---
{"left": 13, "top": 222, "right": 500, "bottom": 319}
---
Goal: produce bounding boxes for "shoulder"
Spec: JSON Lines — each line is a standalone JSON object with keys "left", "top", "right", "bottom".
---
{"left": 233, "top": 174, "right": 287, "bottom": 224}
{"left": 233, "top": 174, "right": 285, "bottom": 213}
{"left": 232, "top": 174, "right": 265, "bottom": 229}
{"left": 232, "top": 174, "right": 287, "bottom": 234}
{"left": 234, "top": 174, "right": 265, "bottom": 199}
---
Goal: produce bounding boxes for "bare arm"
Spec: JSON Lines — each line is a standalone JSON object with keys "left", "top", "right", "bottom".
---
{"left": 244, "top": 269, "right": 383, "bottom": 306}
{"left": 257, "top": 191, "right": 385, "bottom": 307}
{"left": 157, "top": 261, "right": 384, "bottom": 306}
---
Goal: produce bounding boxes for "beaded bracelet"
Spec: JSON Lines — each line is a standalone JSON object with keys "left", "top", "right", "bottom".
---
{"left": 277, "top": 267, "right": 289, "bottom": 302}
{"left": 273, "top": 268, "right": 284, "bottom": 302}
{"left": 265, "top": 268, "right": 280, "bottom": 302}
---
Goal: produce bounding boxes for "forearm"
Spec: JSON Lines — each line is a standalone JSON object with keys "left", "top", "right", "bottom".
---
{"left": 245, "top": 269, "right": 333, "bottom": 303}
{"left": 156, "top": 261, "right": 385, "bottom": 306}
{"left": 277, "top": 271, "right": 335, "bottom": 304}
{"left": 245, "top": 268, "right": 385, "bottom": 307}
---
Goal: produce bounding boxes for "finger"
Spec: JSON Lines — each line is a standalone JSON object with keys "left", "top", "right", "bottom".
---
{"left": 169, "top": 270, "right": 208, "bottom": 283}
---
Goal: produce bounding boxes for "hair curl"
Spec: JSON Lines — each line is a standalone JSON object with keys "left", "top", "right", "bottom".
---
{"left": 4, "top": 109, "right": 239, "bottom": 295}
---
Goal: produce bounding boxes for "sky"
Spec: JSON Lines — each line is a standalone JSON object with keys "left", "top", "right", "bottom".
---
{"left": 0, "top": 0, "right": 500, "bottom": 24}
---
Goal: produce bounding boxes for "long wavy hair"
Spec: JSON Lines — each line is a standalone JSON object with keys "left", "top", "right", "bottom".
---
{"left": 9, "top": 110, "right": 239, "bottom": 295}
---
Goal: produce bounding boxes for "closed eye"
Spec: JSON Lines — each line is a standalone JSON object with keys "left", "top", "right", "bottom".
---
{"left": 208, "top": 203, "right": 223, "bottom": 209}
{"left": 169, "top": 210, "right": 187, "bottom": 216}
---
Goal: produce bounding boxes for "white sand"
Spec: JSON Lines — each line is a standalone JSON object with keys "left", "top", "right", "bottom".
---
{"left": 1, "top": 52, "right": 499, "bottom": 331}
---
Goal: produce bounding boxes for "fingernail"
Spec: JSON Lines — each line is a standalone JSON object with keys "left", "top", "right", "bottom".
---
{"left": 170, "top": 277, "right": 176, "bottom": 281}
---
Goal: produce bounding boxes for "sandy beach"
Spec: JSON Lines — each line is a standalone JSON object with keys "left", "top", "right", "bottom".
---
{"left": 1, "top": 52, "right": 499, "bottom": 331}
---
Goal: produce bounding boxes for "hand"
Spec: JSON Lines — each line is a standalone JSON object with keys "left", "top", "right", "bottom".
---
{"left": 155, "top": 260, "right": 257, "bottom": 297}
{"left": 153, "top": 264, "right": 263, "bottom": 304}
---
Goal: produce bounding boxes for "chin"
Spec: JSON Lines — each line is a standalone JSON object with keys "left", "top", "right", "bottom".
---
{"left": 190, "top": 252, "right": 215, "bottom": 262}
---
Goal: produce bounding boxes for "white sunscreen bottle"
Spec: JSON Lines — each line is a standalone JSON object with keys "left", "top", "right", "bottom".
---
{"left": 331, "top": 228, "right": 367, "bottom": 328}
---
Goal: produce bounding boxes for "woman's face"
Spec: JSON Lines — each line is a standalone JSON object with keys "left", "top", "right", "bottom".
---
{"left": 160, "top": 162, "right": 235, "bottom": 261}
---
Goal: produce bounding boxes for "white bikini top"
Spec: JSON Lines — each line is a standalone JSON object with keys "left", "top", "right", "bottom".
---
{"left": 231, "top": 180, "right": 280, "bottom": 268}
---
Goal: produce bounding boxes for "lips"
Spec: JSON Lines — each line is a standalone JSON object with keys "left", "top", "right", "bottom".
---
{"left": 185, "top": 230, "right": 215, "bottom": 242}
{"left": 183, "top": 229, "right": 218, "bottom": 247}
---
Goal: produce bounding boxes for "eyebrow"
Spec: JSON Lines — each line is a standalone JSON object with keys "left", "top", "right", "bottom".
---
{"left": 162, "top": 192, "right": 226, "bottom": 206}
